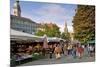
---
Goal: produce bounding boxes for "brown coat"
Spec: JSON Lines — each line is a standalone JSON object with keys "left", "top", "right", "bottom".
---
{"left": 54, "top": 47, "right": 62, "bottom": 54}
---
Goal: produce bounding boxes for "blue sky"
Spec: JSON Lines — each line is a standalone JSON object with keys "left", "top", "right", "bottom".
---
{"left": 10, "top": 0, "right": 77, "bottom": 32}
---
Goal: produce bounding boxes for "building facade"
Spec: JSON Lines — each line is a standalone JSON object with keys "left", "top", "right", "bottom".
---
{"left": 11, "top": 15, "right": 38, "bottom": 34}
{"left": 11, "top": 0, "right": 39, "bottom": 34}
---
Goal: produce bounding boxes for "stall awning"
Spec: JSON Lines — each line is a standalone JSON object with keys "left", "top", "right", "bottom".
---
{"left": 87, "top": 40, "right": 95, "bottom": 44}
{"left": 10, "top": 29, "right": 43, "bottom": 41}
{"left": 10, "top": 29, "right": 65, "bottom": 42}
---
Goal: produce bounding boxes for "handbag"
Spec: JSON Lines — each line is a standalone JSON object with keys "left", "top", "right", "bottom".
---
{"left": 57, "top": 53, "right": 61, "bottom": 58}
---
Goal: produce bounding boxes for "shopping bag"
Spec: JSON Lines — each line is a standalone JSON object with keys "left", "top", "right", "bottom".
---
{"left": 56, "top": 53, "right": 61, "bottom": 59}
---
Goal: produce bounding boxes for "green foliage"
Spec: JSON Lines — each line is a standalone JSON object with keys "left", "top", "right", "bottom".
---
{"left": 35, "top": 30, "right": 45, "bottom": 36}
{"left": 35, "top": 23, "right": 61, "bottom": 37}
{"left": 73, "top": 5, "right": 95, "bottom": 43}
{"left": 61, "top": 32, "right": 70, "bottom": 40}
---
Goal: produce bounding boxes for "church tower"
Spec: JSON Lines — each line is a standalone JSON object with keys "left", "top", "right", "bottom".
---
{"left": 13, "top": 0, "right": 21, "bottom": 17}
{"left": 64, "top": 21, "right": 68, "bottom": 33}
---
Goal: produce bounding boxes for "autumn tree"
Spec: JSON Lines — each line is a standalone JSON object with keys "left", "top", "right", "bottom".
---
{"left": 35, "top": 23, "right": 61, "bottom": 37}
{"left": 73, "top": 5, "right": 95, "bottom": 43}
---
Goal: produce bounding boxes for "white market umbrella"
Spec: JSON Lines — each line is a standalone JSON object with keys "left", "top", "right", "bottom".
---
{"left": 43, "top": 34, "right": 48, "bottom": 49}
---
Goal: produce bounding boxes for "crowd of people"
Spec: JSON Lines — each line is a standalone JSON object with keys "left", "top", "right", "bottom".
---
{"left": 47, "top": 43, "right": 95, "bottom": 59}
{"left": 11, "top": 42, "right": 95, "bottom": 61}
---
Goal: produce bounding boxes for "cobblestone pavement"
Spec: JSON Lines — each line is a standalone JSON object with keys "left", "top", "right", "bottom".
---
{"left": 20, "top": 54, "right": 95, "bottom": 66}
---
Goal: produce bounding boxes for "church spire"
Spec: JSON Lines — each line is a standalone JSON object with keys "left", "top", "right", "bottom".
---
{"left": 64, "top": 21, "right": 68, "bottom": 33}
{"left": 13, "top": 0, "right": 21, "bottom": 17}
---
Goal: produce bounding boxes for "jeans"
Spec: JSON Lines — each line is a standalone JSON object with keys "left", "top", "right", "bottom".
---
{"left": 72, "top": 50, "right": 76, "bottom": 58}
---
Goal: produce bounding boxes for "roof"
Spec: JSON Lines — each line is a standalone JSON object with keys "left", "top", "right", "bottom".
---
{"left": 10, "top": 29, "right": 65, "bottom": 42}
{"left": 47, "top": 37, "right": 65, "bottom": 42}
{"left": 10, "top": 29, "right": 43, "bottom": 41}
{"left": 11, "top": 15, "right": 37, "bottom": 24}
{"left": 87, "top": 40, "right": 95, "bottom": 44}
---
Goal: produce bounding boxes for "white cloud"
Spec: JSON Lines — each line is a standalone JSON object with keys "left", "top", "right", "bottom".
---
{"left": 67, "top": 26, "right": 73, "bottom": 33}
{"left": 32, "top": 4, "right": 68, "bottom": 21}
{"left": 31, "top": 4, "right": 75, "bottom": 33}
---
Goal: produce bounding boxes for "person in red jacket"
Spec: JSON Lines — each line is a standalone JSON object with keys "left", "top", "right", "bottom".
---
{"left": 77, "top": 45, "right": 84, "bottom": 59}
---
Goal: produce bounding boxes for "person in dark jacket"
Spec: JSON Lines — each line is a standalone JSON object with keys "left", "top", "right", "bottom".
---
{"left": 49, "top": 45, "right": 53, "bottom": 59}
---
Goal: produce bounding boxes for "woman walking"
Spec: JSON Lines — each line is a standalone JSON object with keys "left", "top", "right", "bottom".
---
{"left": 54, "top": 45, "right": 62, "bottom": 59}
{"left": 77, "top": 45, "right": 84, "bottom": 59}
{"left": 72, "top": 45, "right": 77, "bottom": 58}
